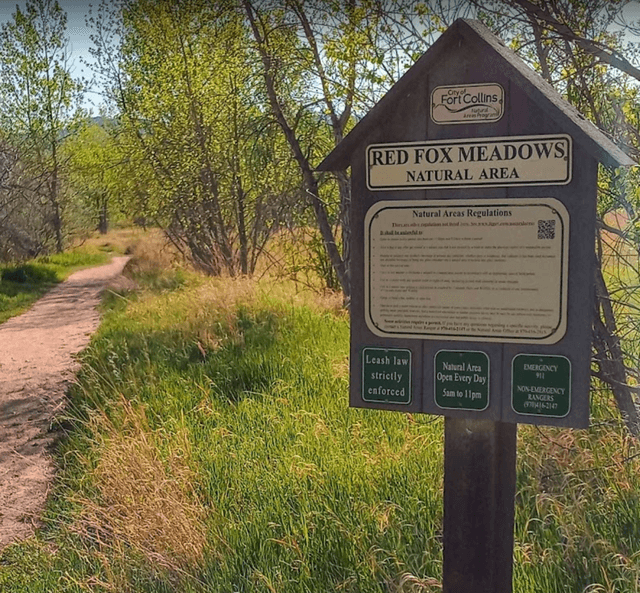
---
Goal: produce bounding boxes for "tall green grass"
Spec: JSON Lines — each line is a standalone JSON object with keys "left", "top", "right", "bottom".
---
{"left": 0, "top": 251, "right": 109, "bottom": 324}
{"left": 1, "top": 270, "right": 639, "bottom": 592}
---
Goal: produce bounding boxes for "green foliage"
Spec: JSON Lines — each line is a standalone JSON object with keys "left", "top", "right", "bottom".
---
{"left": 84, "top": 0, "right": 452, "bottom": 289}
{"left": 244, "top": 0, "right": 447, "bottom": 293}
{"left": 38, "top": 251, "right": 110, "bottom": 275}
{"left": 93, "top": 0, "right": 303, "bottom": 276}
{"left": 63, "top": 121, "right": 124, "bottom": 235}
{"left": 0, "top": 0, "right": 85, "bottom": 253}
{"left": 0, "top": 0, "right": 82, "bottom": 139}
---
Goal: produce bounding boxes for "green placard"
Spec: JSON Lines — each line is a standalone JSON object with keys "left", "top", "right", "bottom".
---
{"left": 434, "top": 350, "right": 489, "bottom": 411}
{"left": 512, "top": 354, "right": 571, "bottom": 417}
{"left": 362, "top": 347, "right": 411, "bottom": 404}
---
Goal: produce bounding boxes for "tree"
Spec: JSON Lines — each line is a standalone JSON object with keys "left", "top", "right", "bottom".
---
{"left": 64, "top": 121, "right": 121, "bottom": 234}
{"left": 0, "top": 140, "right": 49, "bottom": 260}
{"left": 242, "top": 0, "right": 444, "bottom": 299}
{"left": 508, "top": 0, "right": 640, "bottom": 82}
{"left": 90, "top": 0, "right": 300, "bottom": 275}
{"left": 90, "top": 0, "right": 447, "bottom": 288}
{"left": 0, "top": 0, "right": 84, "bottom": 253}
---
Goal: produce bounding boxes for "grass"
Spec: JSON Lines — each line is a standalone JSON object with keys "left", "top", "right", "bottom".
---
{"left": 0, "top": 250, "right": 110, "bottom": 324}
{"left": 1, "top": 235, "right": 640, "bottom": 591}
{"left": 0, "top": 227, "right": 174, "bottom": 325}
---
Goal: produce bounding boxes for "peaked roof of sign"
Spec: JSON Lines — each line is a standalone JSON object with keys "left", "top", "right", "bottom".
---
{"left": 317, "top": 18, "right": 635, "bottom": 171}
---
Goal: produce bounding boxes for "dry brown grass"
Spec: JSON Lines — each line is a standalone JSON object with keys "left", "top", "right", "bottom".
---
{"left": 256, "top": 227, "right": 345, "bottom": 294}
{"left": 331, "top": 354, "right": 349, "bottom": 379}
{"left": 72, "top": 397, "right": 208, "bottom": 581}
{"left": 390, "top": 573, "right": 442, "bottom": 592}
{"left": 71, "top": 227, "right": 157, "bottom": 255}
{"left": 77, "top": 225, "right": 348, "bottom": 321}
{"left": 73, "top": 227, "right": 187, "bottom": 278}
{"left": 122, "top": 232, "right": 187, "bottom": 278}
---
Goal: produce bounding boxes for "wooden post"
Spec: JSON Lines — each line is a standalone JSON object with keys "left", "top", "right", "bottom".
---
{"left": 443, "top": 418, "right": 517, "bottom": 593}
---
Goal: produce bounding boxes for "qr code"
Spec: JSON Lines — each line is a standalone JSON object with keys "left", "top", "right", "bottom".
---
{"left": 538, "top": 219, "right": 556, "bottom": 240}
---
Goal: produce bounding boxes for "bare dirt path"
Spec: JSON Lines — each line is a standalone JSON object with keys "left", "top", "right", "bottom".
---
{"left": 0, "top": 256, "right": 130, "bottom": 549}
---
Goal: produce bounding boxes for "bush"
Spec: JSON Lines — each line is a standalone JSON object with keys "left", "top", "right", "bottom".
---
{"left": 1, "top": 264, "right": 58, "bottom": 284}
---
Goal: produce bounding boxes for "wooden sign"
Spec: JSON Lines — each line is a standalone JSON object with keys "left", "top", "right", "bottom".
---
{"left": 431, "top": 83, "right": 504, "bottom": 124}
{"left": 318, "top": 18, "right": 635, "bottom": 593}
{"left": 318, "top": 19, "right": 633, "bottom": 430}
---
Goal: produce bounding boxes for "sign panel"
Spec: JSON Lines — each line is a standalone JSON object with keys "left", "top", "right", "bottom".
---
{"left": 512, "top": 354, "right": 571, "bottom": 417}
{"left": 366, "top": 134, "right": 572, "bottom": 190}
{"left": 361, "top": 347, "right": 412, "bottom": 404}
{"left": 365, "top": 198, "right": 569, "bottom": 344}
{"left": 434, "top": 350, "right": 489, "bottom": 410}
{"left": 431, "top": 83, "right": 504, "bottom": 125}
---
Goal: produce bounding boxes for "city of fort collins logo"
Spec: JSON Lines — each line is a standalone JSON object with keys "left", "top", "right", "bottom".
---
{"left": 431, "top": 83, "right": 504, "bottom": 125}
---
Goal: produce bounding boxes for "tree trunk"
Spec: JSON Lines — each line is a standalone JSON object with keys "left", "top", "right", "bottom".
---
{"left": 593, "top": 263, "right": 640, "bottom": 436}
{"left": 336, "top": 170, "right": 351, "bottom": 304}
{"left": 98, "top": 198, "right": 108, "bottom": 234}
{"left": 51, "top": 201, "right": 63, "bottom": 253}
{"left": 243, "top": 0, "right": 350, "bottom": 298}
{"left": 50, "top": 157, "right": 63, "bottom": 253}
{"left": 236, "top": 178, "right": 248, "bottom": 275}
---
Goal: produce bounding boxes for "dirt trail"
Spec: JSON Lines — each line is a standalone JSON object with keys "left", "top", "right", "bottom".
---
{"left": 0, "top": 256, "right": 130, "bottom": 549}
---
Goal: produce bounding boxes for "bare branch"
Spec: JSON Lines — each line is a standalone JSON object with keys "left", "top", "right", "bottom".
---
{"left": 510, "top": 0, "right": 640, "bottom": 82}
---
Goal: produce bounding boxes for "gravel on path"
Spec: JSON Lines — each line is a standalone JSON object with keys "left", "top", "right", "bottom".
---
{"left": 0, "top": 256, "right": 130, "bottom": 549}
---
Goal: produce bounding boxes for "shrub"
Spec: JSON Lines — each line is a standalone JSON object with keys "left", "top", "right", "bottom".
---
{"left": 1, "top": 264, "right": 58, "bottom": 284}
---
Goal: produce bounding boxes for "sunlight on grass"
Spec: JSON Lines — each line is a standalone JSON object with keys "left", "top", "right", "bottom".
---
{"left": 71, "top": 397, "right": 208, "bottom": 575}
{"left": 1, "top": 238, "right": 640, "bottom": 592}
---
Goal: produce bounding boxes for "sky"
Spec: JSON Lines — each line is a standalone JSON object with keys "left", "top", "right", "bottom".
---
{"left": 1, "top": 0, "right": 640, "bottom": 115}
{"left": 0, "top": 1, "right": 101, "bottom": 112}
{"left": 0, "top": 1, "right": 94, "bottom": 61}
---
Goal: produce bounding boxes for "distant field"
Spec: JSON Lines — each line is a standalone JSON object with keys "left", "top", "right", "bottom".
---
{"left": 0, "top": 229, "right": 639, "bottom": 592}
